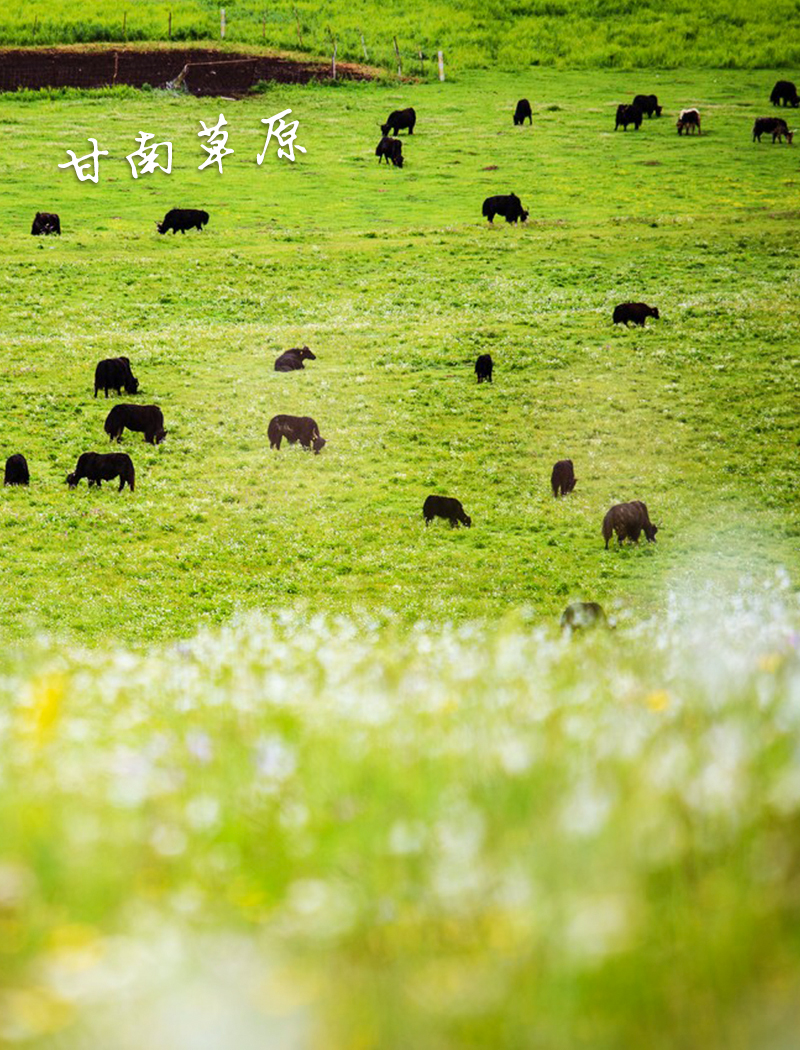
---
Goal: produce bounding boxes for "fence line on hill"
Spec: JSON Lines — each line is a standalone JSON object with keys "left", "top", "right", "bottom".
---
{"left": 5, "top": 8, "right": 444, "bottom": 85}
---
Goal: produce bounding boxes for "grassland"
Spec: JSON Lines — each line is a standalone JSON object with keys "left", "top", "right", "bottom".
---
{"left": 0, "top": 69, "right": 798, "bottom": 643}
{"left": 3, "top": 0, "right": 800, "bottom": 71}
{"left": 1, "top": 61, "right": 800, "bottom": 1049}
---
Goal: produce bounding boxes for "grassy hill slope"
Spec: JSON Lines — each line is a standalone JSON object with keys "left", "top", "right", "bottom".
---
{"left": 2, "top": 0, "right": 800, "bottom": 70}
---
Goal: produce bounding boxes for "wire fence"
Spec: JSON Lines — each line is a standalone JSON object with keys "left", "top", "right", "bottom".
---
{"left": 0, "top": 8, "right": 447, "bottom": 85}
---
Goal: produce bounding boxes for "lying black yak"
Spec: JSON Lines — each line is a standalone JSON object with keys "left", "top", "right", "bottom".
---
{"left": 274, "top": 347, "right": 317, "bottom": 372}
{"left": 31, "top": 212, "right": 61, "bottom": 235}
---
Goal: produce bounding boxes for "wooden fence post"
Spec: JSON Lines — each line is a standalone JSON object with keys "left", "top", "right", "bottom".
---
{"left": 262, "top": 12, "right": 266, "bottom": 43}
{"left": 394, "top": 36, "right": 402, "bottom": 77}
{"left": 220, "top": 8, "right": 226, "bottom": 39}
{"left": 360, "top": 28, "right": 367, "bottom": 61}
{"left": 122, "top": 11, "right": 127, "bottom": 41}
{"left": 438, "top": 50, "right": 445, "bottom": 81}
{"left": 168, "top": 11, "right": 172, "bottom": 40}
{"left": 325, "top": 27, "right": 337, "bottom": 77}
{"left": 293, "top": 6, "right": 303, "bottom": 48}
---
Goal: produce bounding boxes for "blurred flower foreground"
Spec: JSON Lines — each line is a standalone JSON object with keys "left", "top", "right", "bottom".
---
{"left": 1, "top": 576, "right": 799, "bottom": 1049}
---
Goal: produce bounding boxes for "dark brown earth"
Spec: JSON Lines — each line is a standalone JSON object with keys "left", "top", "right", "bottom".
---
{"left": 0, "top": 48, "right": 375, "bottom": 95}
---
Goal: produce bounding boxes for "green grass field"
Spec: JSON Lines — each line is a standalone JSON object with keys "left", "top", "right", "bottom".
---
{"left": 1, "top": 59, "right": 800, "bottom": 1048}
{"left": 0, "top": 69, "right": 798, "bottom": 643}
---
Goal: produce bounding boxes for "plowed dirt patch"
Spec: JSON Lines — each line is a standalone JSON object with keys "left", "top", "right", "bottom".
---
{"left": 0, "top": 47, "right": 375, "bottom": 95}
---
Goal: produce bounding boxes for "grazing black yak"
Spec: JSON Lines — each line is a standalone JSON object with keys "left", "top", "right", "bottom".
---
{"left": 475, "top": 354, "right": 493, "bottom": 383}
{"left": 4, "top": 454, "right": 29, "bottom": 486}
{"left": 94, "top": 357, "right": 139, "bottom": 398}
{"left": 422, "top": 495, "right": 472, "bottom": 528}
{"left": 677, "top": 108, "right": 701, "bottom": 135}
{"left": 375, "top": 135, "right": 404, "bottom": 167}
{"left": 514, "top": 99, "right": 532, "bottom": 125}
{"left": 381, "top": 108, "right": 416, "bottom": 136}
{"left": 752, "top": 116, "right": 793, "bottom": 143}
{"left": 67, "top": 452, "right": 135, "bottom": 492}
{"left": 551, "top": 459, "right": 576, "bottom": 497}
{"left": 633, "top": 94, "right": 662, "bottom": 117}
{"left": 615, "top": 104, "right": 642, "bottom": 130}
{"left": 104, "top": 404, "right": 166, "bottom": 445}
{"left": 771, "top": 80, "right": 799, "bottom": 107}
{"left": 602, "top": 500, "right": 658, "bottom": 549}
{"left": 613, "top": 302, "right": 659, "bottom": 326}
{"left": 268, "top": 415, "right": 326, "bottom": 453}
{"left": 156, "top": 208, "right": 209, "bottom": 234}
{"left": 482, "top": 193, "right": 528, "bottom": 224}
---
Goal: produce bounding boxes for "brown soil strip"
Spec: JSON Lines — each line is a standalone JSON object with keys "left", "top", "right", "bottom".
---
{"left": 0, "top": 47, "right": 376, "bottom": 95}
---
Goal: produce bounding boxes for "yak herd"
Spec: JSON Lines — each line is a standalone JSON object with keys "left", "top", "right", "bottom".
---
{"left": 2, "top": 316, "right": 658, "bottom": 562}
{"left": 3, "top": 344, "right": 329, "bottom": 492}
{"left": 10, "top": 76, "right": 793, "bottom": 602}
{"left": 611, "top": 80, "right": 797, "bottom": 140}
{"left": 2, "top": 315, "right": 659, "bottom": 564}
